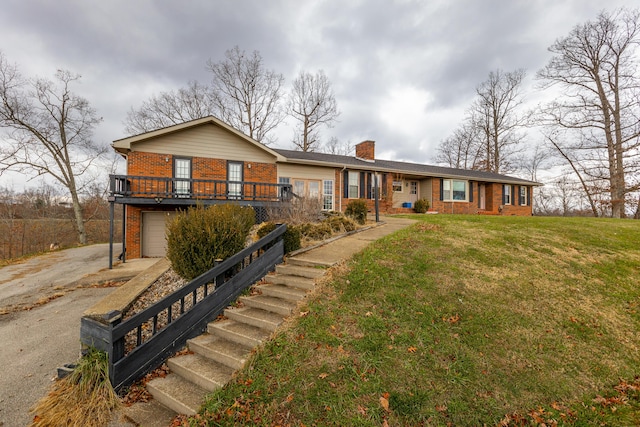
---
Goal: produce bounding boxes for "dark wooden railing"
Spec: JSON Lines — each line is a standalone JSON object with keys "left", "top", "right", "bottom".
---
{"left": 109, "top": 174, "right": 292, "bottom": 203}
{"left": 81, "top": 224, "right": 287, "bottom": 391}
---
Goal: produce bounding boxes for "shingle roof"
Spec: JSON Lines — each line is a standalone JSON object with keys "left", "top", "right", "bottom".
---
{"left": 272, "top": 149, "right": 540, "bottom": 186}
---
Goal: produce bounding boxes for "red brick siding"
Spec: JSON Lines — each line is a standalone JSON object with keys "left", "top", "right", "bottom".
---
{"left": 355, "top": 141, "right": 375, "bottom": 160}
{"left": 124, "top": 152, "right": 278, "bottom": 258}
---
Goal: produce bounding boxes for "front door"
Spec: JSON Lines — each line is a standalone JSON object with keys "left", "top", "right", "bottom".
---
{"left": 409, "top": 181, "right": 419, "bottom": 203}
{"left": 479, "top": 184, "right": 486, "bottom": 210}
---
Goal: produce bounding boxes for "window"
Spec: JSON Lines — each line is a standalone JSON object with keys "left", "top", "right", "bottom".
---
{"left": 173, "top": 157, "right": 191, "bottom": 196}
{"left": 441, "top": 179, "right": 467, "bottom": 201}
{"left": 348, "top": 172, "right": 359, "bottom": 199}
{"left": 504, "top": 185, "right": 511, "bottom": 205}
{"left": 323, "top": 180, "right": 334, "bottom": 211}
{"left": 279, "top": 177, "right": 291, "bottom": 199}
{"left": 309, "top": 181, "right": 320, "bottom": 199}
{"left": 392, "top": 181, "right": 403, "bottom": 192}
{"left": 294, "top": 180, "right": 305, "bottom": 196}
{"left": 519, "top": 186, "right": 528, "bottom": 206}
{"left": 227, "top": 161, "right": 243, "bottom": 199}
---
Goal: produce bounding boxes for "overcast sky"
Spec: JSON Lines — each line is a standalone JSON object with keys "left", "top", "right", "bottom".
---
{"left": 0, "top": 0, "right": 637, "bottom": 188}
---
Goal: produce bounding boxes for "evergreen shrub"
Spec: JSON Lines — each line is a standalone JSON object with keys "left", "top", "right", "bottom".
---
{"left": 166, "top": 204, "right": 255, "bottom": 280}
{"left": 256, "top": 222, "right": 301, "bottom": 254}
{"left": 414, "top": 198, "right": 430, "bottom": 213}
{"left": 345, "top": 199, "right": 368, "bottom": 224}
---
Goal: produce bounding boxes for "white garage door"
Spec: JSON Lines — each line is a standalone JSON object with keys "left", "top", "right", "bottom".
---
{"left": 142, "top": 211, "right": 176, "bottom": 257}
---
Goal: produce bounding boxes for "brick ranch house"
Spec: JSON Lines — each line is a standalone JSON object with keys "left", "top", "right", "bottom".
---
{"left": 107, "top": 116, "right": 540, "bottom": 262}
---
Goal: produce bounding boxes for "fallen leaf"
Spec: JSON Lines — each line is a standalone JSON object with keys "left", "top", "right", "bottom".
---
{"left": 407, "top": 346, "right": 417, "bottom": 353}
{"left": 300, "top": 311, "right": 309, "bottom": 317}
{"left": 357, "top": 405, "right": 367, "bottom": 415}
{"left": 380, "top": 396, "right": 390, "bottom": 412}
{"left": 318, "top": 373, "right": 329, "bottom": 379}
{"left": 365, "top": 311, "right": 373, "bottom": 316}
{"left": 436, "top": 404, "right": 447, "bottom": 412}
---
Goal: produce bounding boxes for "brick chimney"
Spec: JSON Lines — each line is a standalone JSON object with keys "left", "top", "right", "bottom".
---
{"left": 355, "top": 140, "right": 375, "bottom": 161}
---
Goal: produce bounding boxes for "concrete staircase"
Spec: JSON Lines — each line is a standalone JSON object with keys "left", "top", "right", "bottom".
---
{"left": 123, "top": 258, "right": 328, "bottom": 425}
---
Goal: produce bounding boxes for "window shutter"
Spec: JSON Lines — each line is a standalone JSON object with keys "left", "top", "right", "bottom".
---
{"left": 366, "top": 173, "right": 372, "bottom": 199}
{"left": 359, "top": 172, "right": 365, "bottom": 198}
{"left": 469, "top": 181, "right": 474, "bottom": 203}
{"left": 382, "top": 174, "right": 387, "bottom": 197}
{"left": 527, "top": 186, "right": 531, "bottom": 206}
{"left": 512, "top": 185, "right": 517, "bottom": 205}
{"left": 440, "top": 179, "right": 444, "bottom": 201}
{"left": 343, "top": 170, "right": 349, "bottom": 199}
{"left": 502, "top": 184, "right": 506, "bottom": 205}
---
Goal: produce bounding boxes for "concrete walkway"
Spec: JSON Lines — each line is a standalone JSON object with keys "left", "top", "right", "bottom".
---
{"left": 114, "top": 216, "right": 416, "bottom": 426}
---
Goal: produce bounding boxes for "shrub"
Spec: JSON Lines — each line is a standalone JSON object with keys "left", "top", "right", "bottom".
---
{"left": 303, "top": 222, "right": 333, "bottom": 241}
{"left": 325, "top": 215, "right": 357, "bottom": 233}
{"left": 414, "top": 198, "right": 430, "bottom": 213}
{"left": 345, "top": 199, "right": 368, "bottom": 225}
{"left": 166, "top": 204, "right": 255, "bottom": 280}
{"left": 256, "top": 222, "right": 301, "bottom": 255}
{"left": 283, "top": 225, "right": 302, "bottom": 254}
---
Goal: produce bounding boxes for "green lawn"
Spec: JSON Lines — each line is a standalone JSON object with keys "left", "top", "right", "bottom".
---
{"left": 192, "top": 215, "right": 640, "bottom": 426}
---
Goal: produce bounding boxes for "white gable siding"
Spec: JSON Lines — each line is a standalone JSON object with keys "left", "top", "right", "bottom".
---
{"left": 131, "top": 123, "right": 275, "bottom": 163}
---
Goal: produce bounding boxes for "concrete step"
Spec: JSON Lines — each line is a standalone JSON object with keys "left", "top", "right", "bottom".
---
{"left": 265, "top": 274, "right": 316, "bottom": 290}
{"left": 167, "top": 353, "right": 233, "bottom": 392}
{"left": 121, "top": 399, "right": 176, "bottom": 427}
{"left": 259, "top": 284, "right": 307, "bottom": 302}
{"left": 239, "top": 294, "right": 296, "bottom": 316}
{"left": 224, "top": 306, "right": 285, "bottom": 331}
{"left": 208, "top": 319, "right": 271, "bottom": 348}
{"left": 188, "top": 333, "right": 252, "bottom": 370}
{"left": 276, "top": 264, "right": 326, "bottom": 279}
{"left": 286, "top": 257, "right": 334, "bottom": 268}
{"left": 146, "top": 373, "right": 206, "bottom": 416}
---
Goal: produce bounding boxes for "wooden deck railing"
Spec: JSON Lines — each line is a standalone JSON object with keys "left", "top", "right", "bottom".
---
{"left": 109, "top": 174, "right": 292, "bottom": 203}
{"left": 81, "top": 224, "right": 287, "bottom": 391}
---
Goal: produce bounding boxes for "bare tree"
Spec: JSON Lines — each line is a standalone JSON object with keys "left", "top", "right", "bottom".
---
{"left": 206, "top": 46, "right": 285, "bottom": 144}
{"left": 0, "top": 52, "right": 106, "bottom": 244}
{"left": 519, "top": 143, "right": 551, "bottom": 182}
{"left": 537, "top": 8, "right": 640, "bottom": 218}
{"left": 287, "top": 70, "right": 340, "bottom": 152}
{"left": 436, "top": 69, "right": 528, "bottom": 173}
{"left": 124, "top": 80, "right": 214, "bottom": 135}
{"left": 471, "top": 68, "right": 528, "bottom": 173}
{"left": 434, "top": 122, "right": 482, "bottom": 169}
{"left": 322, "top": 136, "right": 354, "bottom": 156}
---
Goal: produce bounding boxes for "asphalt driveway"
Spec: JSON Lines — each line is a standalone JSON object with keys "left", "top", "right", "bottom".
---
{"left": 0, "top": 244, "right": 155, "bottom": 426}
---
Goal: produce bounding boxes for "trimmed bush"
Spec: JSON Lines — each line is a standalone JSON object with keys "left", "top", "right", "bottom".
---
{"left": 166, "top": 204, "right": 255, "bottom": 280}
{"left": 414, "top": 198, "right": 430, "bottom": 213}
{"left": 345, "top": 199, "right": 368, "bottom": 225}
{"left": 256, "top": 222, "right": 301, "bottom": 255}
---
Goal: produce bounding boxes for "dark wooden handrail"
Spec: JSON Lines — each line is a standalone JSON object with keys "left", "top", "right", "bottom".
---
{"left": 109, "top": 174, "right": 293, "bottom": 202}
{"left": 81, "top": 224, "right": 287, "bottom": 391}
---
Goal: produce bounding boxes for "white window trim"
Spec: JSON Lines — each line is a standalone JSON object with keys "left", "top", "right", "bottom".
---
{"left": 442, "top": 179, "right": 468, "bottom": 202}
{"left": 323, "top": 179, "right": 334, "bottom": 211}
{"left": 504, "top": 185, "right": 512, "bottom": 205}
{"left": 519, "top": 186, "right": 528, "bottom": 206}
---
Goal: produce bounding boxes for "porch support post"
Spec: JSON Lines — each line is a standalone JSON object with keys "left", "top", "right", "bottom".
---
{"left": 108, "top": 201, "right": 114, "bottom": 269}
{"left": 374, "top": 174, "right": 380, "bottom": 222}
{"left": 121, "top": 205, "right": 126, "bottom": 263}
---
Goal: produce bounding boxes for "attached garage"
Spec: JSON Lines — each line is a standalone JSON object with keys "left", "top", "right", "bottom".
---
{"left": 141, "top": 211, "right": 176, "bottom": 257}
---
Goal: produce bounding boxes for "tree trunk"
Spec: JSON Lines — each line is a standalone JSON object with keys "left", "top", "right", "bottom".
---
{"left": 70, "top": 187, "right": 87, "bottom": 245}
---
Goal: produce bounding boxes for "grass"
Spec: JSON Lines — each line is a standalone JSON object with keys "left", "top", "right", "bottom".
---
{"left": 29, "top": 348, "right": 120, "bottom": 427}
{"left": 191, "top": 215, "right": 640, "bottom": 426}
